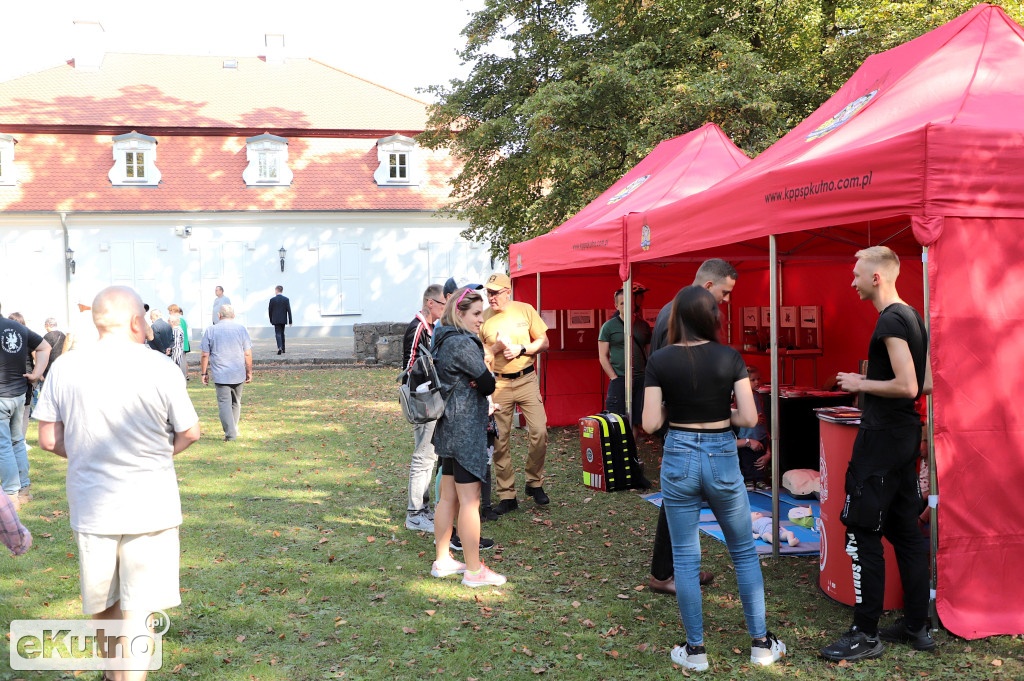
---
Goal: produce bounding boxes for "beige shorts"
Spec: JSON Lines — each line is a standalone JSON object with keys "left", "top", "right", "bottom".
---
{"left": 73, "top": 527, "right": 181, "bottom": 615}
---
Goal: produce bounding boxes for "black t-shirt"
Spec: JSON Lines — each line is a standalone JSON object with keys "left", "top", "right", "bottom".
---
{"left": 645, "top": 342, "right": 748, "bottom": 423}
{"left": 651, "top": 302, "right": 672, "bottom": 354}
{"left": 860, "top": 303, "right": 927, "bottom": 430}
{"left": 0, "top": 318, "right": 43, "bottom": 398}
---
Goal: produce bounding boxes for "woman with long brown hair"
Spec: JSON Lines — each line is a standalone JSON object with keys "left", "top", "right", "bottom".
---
{"left": 643, "top": 285, "right": 785, "bottom": 671}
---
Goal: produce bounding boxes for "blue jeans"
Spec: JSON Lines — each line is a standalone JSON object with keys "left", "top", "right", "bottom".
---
{"left": 661, "top": 429, "right": 767, "bottom": 646}
{"left": 0, "top": 395, "right": 28, "bottom": 495}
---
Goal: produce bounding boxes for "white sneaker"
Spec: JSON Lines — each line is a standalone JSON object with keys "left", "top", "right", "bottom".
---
{"left": 406, "top": 514, "right": 435, "bottom": 532}
{"left": 750, "top": 631, "right": 786, "bottom": 666}
{"left": 461, "top": 564, "right": 506, "bottom": 588}
{"left": 671, "top": 644, "right": 709, "bottom": 671}
{"left": 430, "top": 556, "right": 467, "bottom": 577}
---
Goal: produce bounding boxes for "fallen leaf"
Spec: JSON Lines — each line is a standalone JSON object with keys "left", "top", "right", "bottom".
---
{"left": 402, "top": 627, "right": 417, "bottom": 634}
{"left": 992, "top": 659, "right": 1003, "bottom": 667}
{"left": 366, "top": 536, "right": 377, "bottom": 543}
{"left": 236, "top": 635, "right": 246, "bottom": 643}
{"left": 531, "top": 667, "right": 547, "bottom": 674}
{"left": 425, "top": 610, "right": 436, "bottom": 616}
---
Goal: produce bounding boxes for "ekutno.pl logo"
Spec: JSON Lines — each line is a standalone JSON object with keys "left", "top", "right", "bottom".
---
{"left": 9, "top": 610, "right": 169, "bottom": 671}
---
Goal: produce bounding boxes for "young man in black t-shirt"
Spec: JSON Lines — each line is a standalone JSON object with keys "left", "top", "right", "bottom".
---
{"left": 821, "top": 246, "right": 935, "bottom": 662}
{"left": 0, "top": 311, "right": 50, "bottom": 509}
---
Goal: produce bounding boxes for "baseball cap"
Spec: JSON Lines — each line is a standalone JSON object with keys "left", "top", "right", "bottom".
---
{"left": 445, "top": 278, "right": 484, "bottom": 297}
{"left": 616, "top": 281, "right": 649, "bottom": 295}
{"left": 485, "top": 273, "right": 512, "bottom": 291}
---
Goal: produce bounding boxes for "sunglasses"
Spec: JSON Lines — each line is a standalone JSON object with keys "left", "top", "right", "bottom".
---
{"left": 486, "top": 288, "right": 509, "bottom": 298}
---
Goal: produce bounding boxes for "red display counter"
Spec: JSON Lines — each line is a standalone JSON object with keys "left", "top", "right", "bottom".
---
{"left": 818, "top": 418, "right": 904, "bottom": 609}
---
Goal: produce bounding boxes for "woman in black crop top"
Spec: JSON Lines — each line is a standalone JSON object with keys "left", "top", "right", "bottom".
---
{"left": 642, "top": 286, "right": 785, "bottom": 671}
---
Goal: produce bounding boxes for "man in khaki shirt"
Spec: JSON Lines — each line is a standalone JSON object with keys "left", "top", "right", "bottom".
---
{"left": 480, "top": 273, "right": 550, "bottom": 514}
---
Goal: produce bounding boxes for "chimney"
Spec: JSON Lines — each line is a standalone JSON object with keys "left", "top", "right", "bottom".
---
{"left": 72, "top": 20, "right": 105, "bottom": 71}
{"left": 264, "top": 34, "right": 285, "bottom": 65}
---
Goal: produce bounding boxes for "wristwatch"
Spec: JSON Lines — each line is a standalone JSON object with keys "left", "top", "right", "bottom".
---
{"left": 518, "top": 345, "right": 527, "bottom": 358}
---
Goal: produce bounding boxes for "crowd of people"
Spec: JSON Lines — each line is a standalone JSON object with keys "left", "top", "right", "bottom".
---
{"left": 1, "top": 246, "right": 935, "bottom": 674}
{"left": 399, "top": 250, "right": 933, "bottom": 670}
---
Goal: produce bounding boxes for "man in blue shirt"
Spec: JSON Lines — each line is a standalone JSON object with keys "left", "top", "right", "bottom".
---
{"left": 200, "top": 305, "right": 252, "bottom": 441}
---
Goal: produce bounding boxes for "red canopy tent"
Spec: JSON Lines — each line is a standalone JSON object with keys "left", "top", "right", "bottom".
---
{"left": 508, "top": 124, "right": 750, "bottom": 425}
{"left": 510, "top": 123, "right": 749, "bottom": 278}
{"left": 618, "top": 3, "right": 1024, "bottom": 639}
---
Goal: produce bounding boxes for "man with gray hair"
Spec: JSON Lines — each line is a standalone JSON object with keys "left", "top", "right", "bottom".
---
{"left": 42, "top": 318, "right": 67, "bottom": 378}
{"left": 34, "top": 285, "right": 200, "bottom": 678}
{"left": 401, "top": 283, "right": 446, "bottom": 532}
{"left": 148, "top": 309, "right": 173, "bottom": 356}
{"left": 200, "top": 304, "right": 253, "bottom": 441}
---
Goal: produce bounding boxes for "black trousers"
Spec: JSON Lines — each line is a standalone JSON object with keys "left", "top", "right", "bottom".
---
{"left": 651, "top": 504, "right": 674, "bottom": 580}
{"left": 274, "top": 323, "right": 287, "bottom": 352}
{"left": 843, "top": 426, "right": 929, "bottom": 633}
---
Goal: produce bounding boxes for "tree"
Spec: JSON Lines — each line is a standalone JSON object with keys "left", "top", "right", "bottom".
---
{"left": 422, "top": 0, "right": 1021, "bottom": 259}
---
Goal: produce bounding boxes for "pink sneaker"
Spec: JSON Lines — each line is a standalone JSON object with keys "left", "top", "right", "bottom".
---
{"left": 461, "top": 563, "right": 507, "bottom": 588}
{"left": 430, "top": 557, "right": 467, "bottom": 577}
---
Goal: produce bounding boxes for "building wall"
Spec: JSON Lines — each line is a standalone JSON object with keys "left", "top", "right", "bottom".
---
{"left": 0, "top": 211, "right": 493, "bottom": 341}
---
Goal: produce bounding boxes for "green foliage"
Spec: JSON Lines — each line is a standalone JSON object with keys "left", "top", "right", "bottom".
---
{"left": 422, "top": 0, "right": 1024, "bottom": 259}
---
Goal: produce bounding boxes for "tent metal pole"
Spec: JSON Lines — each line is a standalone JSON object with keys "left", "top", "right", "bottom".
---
{"left": 923, "top": 246, "right": 938, "bottom": 629}
{"left": 770, "top": 235, "right": 780, "bottom": 559}
{"left": 624, "top": 269, "right": 633, "bottom": 418}
{"left": 536, "top": 273, "right": 542, "bottom": 379}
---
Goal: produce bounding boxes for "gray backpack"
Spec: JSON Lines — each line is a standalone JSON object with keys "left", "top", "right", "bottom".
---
{"left": 397, "top": 352, "right": 448, "bottom": 424}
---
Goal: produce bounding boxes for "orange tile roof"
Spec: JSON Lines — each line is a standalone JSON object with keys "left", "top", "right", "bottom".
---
{"left": 0, "top": 134, "right": 458, "bottom": 212}
{"left": 0, "top": 53, "right": 429, "bottom": 131}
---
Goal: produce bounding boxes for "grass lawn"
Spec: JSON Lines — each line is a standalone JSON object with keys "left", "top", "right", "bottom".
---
{"left": 3, "top": 368, "right": 1022, "bottom": 680}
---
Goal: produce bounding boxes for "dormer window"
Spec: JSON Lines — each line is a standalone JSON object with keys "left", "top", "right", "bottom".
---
{"left": 374, "top": 134, "right": 419, "bottom": 186}
{"left": 244, "top": 133, "right": 293, "bottom": 186}
{"left": 0, "top": 133, "right": 18, "bottom": 186}
{"left": 108, "top": 132, "right": 161, "bottom": 186}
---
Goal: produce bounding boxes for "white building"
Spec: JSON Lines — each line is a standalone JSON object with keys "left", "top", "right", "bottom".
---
{"left": 0, "top": 49, "right": 492, "bottom": 340}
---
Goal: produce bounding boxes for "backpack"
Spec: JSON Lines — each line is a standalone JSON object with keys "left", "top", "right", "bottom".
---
{"left": 397, "top": 351, "right": 445, "bottom": 424}
{"left": 397, "top": 349, "right": 465, "bottom": 424}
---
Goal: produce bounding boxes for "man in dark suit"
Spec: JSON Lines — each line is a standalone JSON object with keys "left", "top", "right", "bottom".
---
{"left": 148, "top": 309, "right": 174, "bottom": 356}
{"left": 268, "top": 286, "right": 293, "bottom": 355}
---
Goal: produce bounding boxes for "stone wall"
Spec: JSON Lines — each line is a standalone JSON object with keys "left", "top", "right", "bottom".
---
{"left": 353, "top": 322, "right": 407, "bottom": 367}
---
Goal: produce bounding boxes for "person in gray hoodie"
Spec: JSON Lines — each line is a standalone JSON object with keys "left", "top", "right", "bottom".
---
{"left": 429, "top": 288, "right": 506, "bottom": 588}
